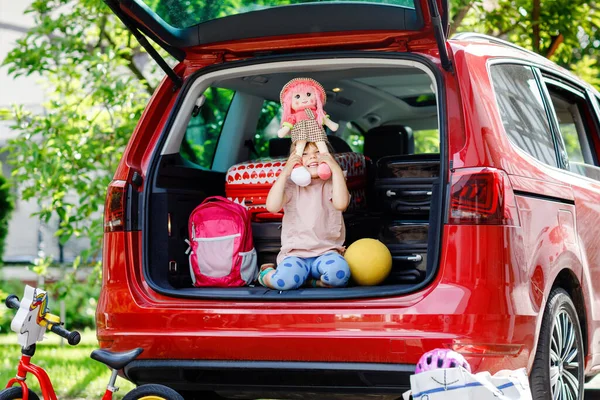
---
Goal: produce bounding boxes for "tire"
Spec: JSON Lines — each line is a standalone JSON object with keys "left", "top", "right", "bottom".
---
{"left": 530, "top": 288, "right": 584, "bottom": 399}
{"left": 0, "top": 387, "right": 40, "bottom": 400}
{"left": 122, "top": 384, "right": 184, "bottom": 400}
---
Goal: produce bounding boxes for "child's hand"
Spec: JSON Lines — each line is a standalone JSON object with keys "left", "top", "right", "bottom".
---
{"left": 283, "top": 153, "right": 302, "bottom": 177}
{"left": 318, "top": 153, "right": 341, "bottom": 172}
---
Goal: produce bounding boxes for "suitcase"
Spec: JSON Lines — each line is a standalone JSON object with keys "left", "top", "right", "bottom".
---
{"left": 376, "top": 153, "right": 440, "bottom": 179}
{"left": 381, "top": 220, "right": 428, "bottom": 285}
{"left": 379, "top": 220, "right": 429, "bottom": 246}
{"left": 252, "top": 221, "right": 282, "bottom": 266}
{"left": 226, "top": 153, "right": 367, "bottom": 221}
{"left": 374, "top": 154, "right": 440, "bottom": 219}
{"left": 252, "top": 214, "right": 380, "bottom": 267}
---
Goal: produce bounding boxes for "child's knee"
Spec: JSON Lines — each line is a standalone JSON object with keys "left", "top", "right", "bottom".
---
{"left": 272, "top": 257, "right": 309, "bottom": 290}
{"left": 318, "top": 253, "right": 350, "bottom": 287}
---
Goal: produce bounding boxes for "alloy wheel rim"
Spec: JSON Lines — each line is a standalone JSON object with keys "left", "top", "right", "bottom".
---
{"left": 549, "top": 309, "right": 581, "bottom": 400}
{"left": 137, "top": 397, "right": 167, "bottom": 400}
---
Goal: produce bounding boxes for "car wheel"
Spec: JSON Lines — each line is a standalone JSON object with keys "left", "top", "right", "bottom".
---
{"left": 0, "top": 387, "right": 40, "bottom": 400}
{"left": 122, "top": 384, "right": 184, "bottom": 400}
{"left": 530, "top": 288, "right": 584, "bottom": 399}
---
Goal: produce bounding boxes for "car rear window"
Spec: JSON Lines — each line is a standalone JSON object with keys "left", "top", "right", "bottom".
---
{"left": 143, "top": 0, "right": 416, "bottom": 29}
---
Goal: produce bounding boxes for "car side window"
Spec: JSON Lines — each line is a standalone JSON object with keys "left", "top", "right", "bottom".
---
{"left": 253, "top": 100, "right": 282, "bottom": 158}
{"left": 490, "top": 64, "right": 558, "bottom": 167}
{"left": 542, "top": 79, "right": 600, "bottom": 180}
{"left": 337, "top": 121, "right": 365, "bottom": 153}
{"left": 180, "top": 87, "right": 235, "bottom": 168}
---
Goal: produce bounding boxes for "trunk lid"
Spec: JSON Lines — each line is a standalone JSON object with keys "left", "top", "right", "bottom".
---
{"left": 104, "top": 0, "right": 451, "bottom": 86}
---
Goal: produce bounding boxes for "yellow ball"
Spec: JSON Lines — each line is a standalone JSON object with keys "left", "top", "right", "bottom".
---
{"left": 344, "top": 239, "right": 392, "bottom": 286}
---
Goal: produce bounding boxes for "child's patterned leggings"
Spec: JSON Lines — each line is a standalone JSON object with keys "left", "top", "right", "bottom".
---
{"left": 270, "top": 252, "right": 350, "bottom": 290}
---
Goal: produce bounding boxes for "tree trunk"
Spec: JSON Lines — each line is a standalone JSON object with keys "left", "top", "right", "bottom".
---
{"left": 532, "top": 0, "right": 541, "bottom": 53}
{"left": 546, "top": 34, "right": 564, "bottom": 58}
{"left": 449, "top": 3, "right": 473, "bottom": 37}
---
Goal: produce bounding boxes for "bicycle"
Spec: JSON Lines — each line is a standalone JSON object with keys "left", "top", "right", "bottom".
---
{"left": 1, "top": 285, "right": 184, "bottom": 400}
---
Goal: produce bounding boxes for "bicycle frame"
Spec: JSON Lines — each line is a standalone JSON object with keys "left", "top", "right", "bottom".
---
{"left": 5, "top": 349, "right": 116, "bottom": 400}
{"left": 5, "top": 351, "right": 58, "bottom": 400}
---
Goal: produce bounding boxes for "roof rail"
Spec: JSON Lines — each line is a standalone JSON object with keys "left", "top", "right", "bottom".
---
{"left": 451, "top": 32, "right": 542, "bottom": 60}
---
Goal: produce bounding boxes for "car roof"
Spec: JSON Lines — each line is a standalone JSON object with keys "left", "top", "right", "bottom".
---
{"left": 450, "top": 33, "right": 599, "bottom": 96}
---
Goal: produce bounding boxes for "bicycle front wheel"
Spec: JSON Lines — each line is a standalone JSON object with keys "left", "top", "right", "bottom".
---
{"left": 122, "top": 384, "right": 184, "bottom": 400}
{"left": 0, "top": 387, "right": 40, "bottom": 400}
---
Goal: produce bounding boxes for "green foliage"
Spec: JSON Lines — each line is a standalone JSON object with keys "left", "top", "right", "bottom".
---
{"left": 0, "top": 280, "right": 22, "bottom": 334}
{"left": 254, "top": 101, "right": 282, "bottom": 158}
{"left": 451, "top": 0, "right": 600, "bottom": 87}
{"left": 144, "top": 0, "right": 416, "bottom": 29}
{"left": 338, "top": 122, "right": 365, "bottom": 154}
{"left": 0, "top": 174, "right": 14, "bottom": 265}
{"left": 414, "top": 130, "right": 440, "bottom": 154}
{"left": 1, "top": 0, "right": 157, "bottom": 269}
{"left": 181, "top": 88, "right": 236, "bottom": 167}
{"left": 0, "top": 279, "right": 99, "bottom": 334}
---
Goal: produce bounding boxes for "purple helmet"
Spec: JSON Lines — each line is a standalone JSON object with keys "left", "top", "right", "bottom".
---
{"left": 415, "top": 349, "right": 471, "bottom": 373}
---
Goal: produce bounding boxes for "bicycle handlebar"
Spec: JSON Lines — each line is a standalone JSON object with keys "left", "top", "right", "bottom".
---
{"left": 4, "top": 294, "right": 81, "bottom": 346}
{"left": 5, "top": 294, "right": 20, "bottom": 310}
{"left": 50, "top": 323, "right": 81, "bottom": 345}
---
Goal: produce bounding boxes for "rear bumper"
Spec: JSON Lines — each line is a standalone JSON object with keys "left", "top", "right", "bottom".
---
{"left": 125, "top": 360, "right": 414, "bottom": 398}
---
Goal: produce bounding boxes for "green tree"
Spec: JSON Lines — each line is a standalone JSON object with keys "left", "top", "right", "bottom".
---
{"left": 1, "top": 0, "right": 157, "bottom": 271}
{"left": 0, "top": 173, "right": 14, "bottom": 264}
{"left": 450, "top": 0, "right": 600, "bottom": 87}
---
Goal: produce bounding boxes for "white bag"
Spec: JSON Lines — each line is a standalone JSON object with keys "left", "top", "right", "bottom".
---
{"left": 403, "top": 367, "right": 532, "bottom": 400}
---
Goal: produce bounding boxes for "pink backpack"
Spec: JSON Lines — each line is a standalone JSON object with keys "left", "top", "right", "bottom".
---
{"left": 186, "top": 196, "right": 257, "bottom": 287}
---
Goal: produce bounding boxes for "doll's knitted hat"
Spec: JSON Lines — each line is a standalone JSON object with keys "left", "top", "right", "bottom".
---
{"left": 279, "top": 77, "right": 327, "bottom": 105}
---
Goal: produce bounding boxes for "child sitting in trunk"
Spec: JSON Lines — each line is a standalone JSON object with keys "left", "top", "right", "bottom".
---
{"left": 258, "top": 142, "right": 351, "bottom": 289}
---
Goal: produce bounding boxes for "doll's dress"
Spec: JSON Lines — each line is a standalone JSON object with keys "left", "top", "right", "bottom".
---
{"left": 290, "top": 108, "right": 327, "bottom": 143}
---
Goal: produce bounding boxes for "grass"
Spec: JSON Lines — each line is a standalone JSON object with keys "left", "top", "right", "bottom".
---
{"left": 0, "top": 329, "right": 135, "bottom": 399}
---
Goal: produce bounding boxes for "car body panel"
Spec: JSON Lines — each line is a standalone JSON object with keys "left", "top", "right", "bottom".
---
{"left": 97, "top": 226, "right": 536, "bottom": 375}
{"left": 96, "top": 29, "right": 600, "bottom": 393}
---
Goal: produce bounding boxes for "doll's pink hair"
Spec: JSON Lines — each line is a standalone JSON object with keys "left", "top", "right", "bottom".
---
{"left": 281, "top": 81, "right": 326, "bottom": 126}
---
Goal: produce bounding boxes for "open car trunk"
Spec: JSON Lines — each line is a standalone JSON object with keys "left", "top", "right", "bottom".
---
{"left": 141, "top": 55, "right": 446, "bottom": 300}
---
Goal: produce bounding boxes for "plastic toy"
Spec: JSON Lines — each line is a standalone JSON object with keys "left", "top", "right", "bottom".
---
{"left": 415, "top": 348, "right": 472, "bottom": 373}
{"left": 1, "top": 285, "right": 183, "bottom": 400}
{"left": 344, "top": 238, "right": 392, "bottom": 286}
{"left": 278, "top": 77, "right": 339, "bottom": 186}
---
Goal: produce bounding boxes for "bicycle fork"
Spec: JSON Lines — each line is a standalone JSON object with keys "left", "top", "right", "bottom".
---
{"left": 5, "top": 345, "right": 59, "bottom": 400}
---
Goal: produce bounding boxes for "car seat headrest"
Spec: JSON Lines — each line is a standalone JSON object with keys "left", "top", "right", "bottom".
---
{"left": 363, "top": 125, "right": 414, "bottom": 163}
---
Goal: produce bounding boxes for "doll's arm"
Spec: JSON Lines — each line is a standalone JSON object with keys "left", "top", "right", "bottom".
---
{"left": 323, "top": 115, "right": 339, "bottom": 132}
{"left": 277, "top": 125, "right": 291, "bottom": 138}
{"left": 278, "top": 118, "right": 294, "bottom": 137}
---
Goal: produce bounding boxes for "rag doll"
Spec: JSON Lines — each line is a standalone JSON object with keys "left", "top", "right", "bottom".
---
{"left": 277, "top": 77, "right": 339, "bottom": 186}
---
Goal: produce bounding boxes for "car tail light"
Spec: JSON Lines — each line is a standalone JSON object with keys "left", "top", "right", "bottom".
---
{"left": 104, "top": 180, "right": 127, "bottom": 232}
{"left": 449, "top": 167, "right": 520, "bottom": 226}
{"left": 446, "top": 341, "right": 522, "bottom": 356}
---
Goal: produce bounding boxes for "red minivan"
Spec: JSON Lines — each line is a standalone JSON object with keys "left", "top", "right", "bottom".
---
{"left": 97, "top": 1, "right": 600, "bottom": 399}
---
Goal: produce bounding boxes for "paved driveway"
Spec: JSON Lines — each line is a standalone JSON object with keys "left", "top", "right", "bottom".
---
{"left": 586, "top": 375, "right": 600, "bottom": 397}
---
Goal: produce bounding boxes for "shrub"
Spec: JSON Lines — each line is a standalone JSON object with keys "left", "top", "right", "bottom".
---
{"left": 0, "top": 173, "right": 14, "bottom": 265}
